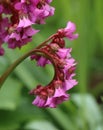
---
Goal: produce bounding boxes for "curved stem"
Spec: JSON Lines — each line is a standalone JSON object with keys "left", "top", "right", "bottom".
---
{"left": 0, "top": 34, "right": 55, "bottom": 88}
{"left": 0, "top": 49, "right": 37, "bottom": 87}
{"left": 36, "top": 34, "right": 55, "bottom": 49}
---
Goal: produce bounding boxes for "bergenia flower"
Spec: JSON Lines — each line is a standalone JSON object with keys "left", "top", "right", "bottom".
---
{"left": 5, "top": 27, "right": 38, "bottom": 49}
{"left": 64, "top": 21, "right": 79, "bottom": 40}
{"left": 56, "top": 48, "right": 72, "bottom": 59}
{"left": 17, "top": 17, "right": 34, "bottom": 28}
{"left": 0, "top": 0, "right": 54, "bottom": 55}
{"left": 30, "top": 21, "right": 78, "bottom": 108}
{"left": 58, "top": 21, "right": 79, "bottom": 40}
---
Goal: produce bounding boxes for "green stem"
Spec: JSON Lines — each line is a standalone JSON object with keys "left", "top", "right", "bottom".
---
{"left": 0, "top": 34, "right": 55, "bottom": 88}
{"left": 0, "top": 49, "right": 36, "bottom": 88}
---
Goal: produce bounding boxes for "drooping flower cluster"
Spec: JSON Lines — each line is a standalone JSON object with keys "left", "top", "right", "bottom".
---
{"left": 30, "top": 21, "right": 78, "bottom": 108}
{"left": 0, "top": 0, "right": 54, "bottom": 55}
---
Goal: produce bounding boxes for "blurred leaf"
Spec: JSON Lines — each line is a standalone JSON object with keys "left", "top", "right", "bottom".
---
{"left": 0, "top": 110, "right": 20, "bottom": 130}
{"left": 0, "top": 90, "right": 46, "bottom": 130}
{"left": 25, "top": 120, "right": 58, "bottom": 130}
{"left": 90, "top": 82, "right": 103, "bottom": 97}
{"left": 47, "top": 108, "right": 77, "bottom": 130}
{"left": 101, "top": 96, "right": 103, "bottom": 102}
{"left": 94, "top": 0, "right": 103, "bottom": 50}
{"left": 71, "top": 94, "right": 103, "bottom": 130}
{"left": 0, "top": 57, "right": 8, "bottom": 75}
{"left": 0, "top": 78, "right": 22, "bottom": 110}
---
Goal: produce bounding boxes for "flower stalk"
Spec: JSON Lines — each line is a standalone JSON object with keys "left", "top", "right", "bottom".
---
{"left": 0, "top": 0, "right": 78, "bottom": 108}
{"left": 0, "top": 34, "right": 55, "bottom": 88}
{"left": 0, "top": 20, "right": 78, "bottom": 108}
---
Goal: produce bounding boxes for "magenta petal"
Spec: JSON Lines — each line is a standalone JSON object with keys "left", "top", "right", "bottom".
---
{"left": 44, "top": 87, "right": 69, "bottom": 108}
{"left": 37, "top": 56, "right": 49, "bottom": 67}
{"left": 63, "top": 79, "right": 78, "bottom": 91}
{"left": 45, "top": 95, "right": 69, "bottom": 108}
{"left": 9, "top": 33, "right": 20, "bottom": 41}
{"left": 51, "top": 93, "right": 69, "bottom": 107}
{"left": 63, "top": 58, "right": 76, "bottom": 74}
{"left": 44, "top": 97, "right": 55, "bottom": 107}
{"left": 57, "top": 48, "right": 72, "bottom": 59}
{"left": 32, "top": 96, "right": 46, "bottom": 107}
{"left": 25, "top": 27, "right": 39, "bottom": 36}
{"left": 46, "top": 0, "right": 52, "bottom": 3}
{"left": 54, "top": 87, "right": 66, "bottom": 97}
{"left": 62, "top": 21, "right": 79, "bottom": 40}
{"left": 22, "top": 27, "right": 39, "bottom": 39}
{"left": 66, "top": 33, "right": 79, "bottom": 41}
{"left": 18, "top": 17, "right": 33, "bottom": 28}
{"left": 53, "top": 94, "right": 69, "bottom": 104}
{"left": 65, "top": 21, "right": 76, "bottom": 32}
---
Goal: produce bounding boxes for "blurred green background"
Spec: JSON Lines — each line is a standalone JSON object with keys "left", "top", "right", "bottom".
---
{"left": 0, "top": 0, "right": 103, "bottom": 130}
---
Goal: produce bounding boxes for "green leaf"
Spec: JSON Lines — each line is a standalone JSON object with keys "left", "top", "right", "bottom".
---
{"left": 47, "top": 107, "right": 77, "bottom": 130}
{"left": 0, "top": 78, "right": 22, "bottom": 110}
{"left": 0, "top": 110, "right": 20, "bottom": 130}
{"left": 25, "top": 120, "right": 58, "bottom": 130}
{"left": 71, "top": 94, "right": 103, "bottom": 130}
{"left": 101, "top": 96, "right": 103, "bottom": 102}
{"left": 0, "top": 57, "right": 8, "bottom": 75}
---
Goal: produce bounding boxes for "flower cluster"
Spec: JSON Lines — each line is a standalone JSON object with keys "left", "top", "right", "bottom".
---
{"left": 0, "top": 0, "right": 54, "bottom": 55}
{"left": 30, "top": 21, "right": 78, "bottom": 108}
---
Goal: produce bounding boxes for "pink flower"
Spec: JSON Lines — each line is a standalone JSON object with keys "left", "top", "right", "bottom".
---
{"left": 30, "top": 4, "right": 55, "bottom": 24}
{"left": 45, "top": 95, "right": 69, "bottom": 108}
{"left": 31, "top": 54, "right": 50, "bottom": 67}
{"left": 64, "top": 21, "right": 79, "bottom": 40}
{"left": 63, "top": 58, "right": 76, "bottom": 74}
{"left": 30, "top": 21, "right": 78, "bottom": 108}
{"left": 0, "top": 0, "right": 54, "bottom": 56}
{"left": 18, "top": 17, "right": 33, "bottom": 28}
{"left": 32, "top": 96, "right": 46, "bottom": 108}
{"left": 44, "top": 87, "right": 69, "bottom": 108}
{"left": 63, "top": 74, "right": 78, "bottom": 91}
{"left": 15, "top": 0, "right": 54, "bottom": 24}
{"left": 36, "top": 56, "right": 50, "bottom": 66}
{"left": 58, "top": 21, "right": 79, "bottom": 40}
{"left": 56, "top": 48, "right": 72, "bottom": 59}
{"left": 5, "top": 27, "right": 38, "bottom": 49}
